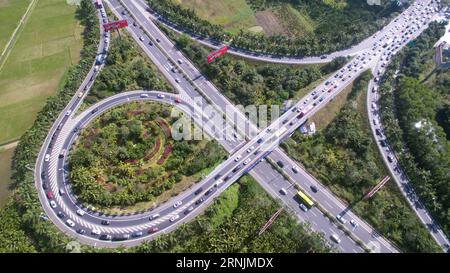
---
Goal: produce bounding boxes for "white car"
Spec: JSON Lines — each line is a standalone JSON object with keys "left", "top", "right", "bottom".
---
{"left": 76, "top": 209, "right": 85, "bottom": 217}
{"left": 49, "top": 200, "right": 57, "bottom": 208}
{"left": 66, "top": 219, "right": 75, "bottom": 227}
{"left": 91, "top": 229, "right": 101, "bottom": 236}
{"left": 243, "top": 158, "right": 251, "bottom": 165}
{"left": 350, "top": 219, "right": 359, "bottom": 228}
{"left": 140, "top": 93, "right": 149, "bottom": 98}
{"left": 139, "top": 36, "right": 144, "bottom": 41}
{"left": 331, "top": 234, "right": 341, "bottom": 244}
{"left": 157, "top": 94, "right": 165, "bottom": 99}
{"left": 280, "top": 188, "right": 287, "bottom": 195}
{"left": 292, "top": 166, "right": 299, "bottom": 173}
{"left": 173, "top": 201, "right": 182, "bottom": 208}
{"left": 234, "top": 155, "right": 242, "bottom": 162}
{"left": 66, "top": 110, "right": 72, "bottom": 116}
{"left": 169, "top": 214, "right": 180, "bottom": 222}
{"left": 175, "top": 78, "right": 180, "bottom": 83}
{"left": 177, "top": 59, "right": 183, "bottom": 64}
{"left": 44, "top": 154, "right": 50, "bottom": 162}
{"left": 246, "top": 146, "right": 254, "bottom": 153}
{"left": 59, "top": 188, "right": 65, "bottom": 196}
{"left": 299, "top": 203, "right": 308, "bottom": 212}
{"left": 336, "top": 214, "right": 347, "bottom": 224}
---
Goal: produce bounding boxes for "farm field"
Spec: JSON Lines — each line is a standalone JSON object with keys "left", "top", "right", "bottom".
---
{"left": 0, "top": 0, "right": 84, "bottom": 144}
{"left": 0, "top": 0, "right": 31, "bottom": 52}
{"left": 176, "top": 0, "right": 261, "bottom": 34}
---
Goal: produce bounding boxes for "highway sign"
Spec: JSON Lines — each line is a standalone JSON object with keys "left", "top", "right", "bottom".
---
{"left": 207, "top": 46, "right": 229, "bottom": 63}
{"left": 103, "top": 20, "right": 128, "bottom": 32}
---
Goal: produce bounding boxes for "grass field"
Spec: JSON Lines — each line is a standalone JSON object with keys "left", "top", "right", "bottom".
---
{"left": 0, "top": 0, "right": 84, "bottom": 144}
{"left": 176, "top": 0, "right": 260, "bottom": 34}
{"left": 0, "top": 0, "right": 31, "bottom": 52}
{"left": 0, "top": 146, "right": 15, "bottom": 208}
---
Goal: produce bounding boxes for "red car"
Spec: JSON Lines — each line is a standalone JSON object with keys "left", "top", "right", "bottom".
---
{"left": 148, "top": 227, "right": 159, "bottom": 234}
{"left": 46, "top": 191, "right": 54, "bottom": 199}
{"left": 174, "top": 98, "right": 181, "bottom": 103}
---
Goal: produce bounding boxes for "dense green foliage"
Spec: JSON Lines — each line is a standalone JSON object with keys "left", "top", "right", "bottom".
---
{"left": 378, "top": 21, "right": 450, "bottom": 237}
{"left": 70, "top": 102, "right": 226, "bottom": 207}
{"left": 148, "top": 0, "right": 404, "bottom": 56}
{"left": 282, "top": 71, "right": 441, "bottom": 252}
{"left": 85, "top": 35, "right": 172, "bottom": 106}
{"left": 167, "top": 29, "right": 348, "bottom": 107}
{"left": 133, "top": 176, "right": 333, "bottom": 253}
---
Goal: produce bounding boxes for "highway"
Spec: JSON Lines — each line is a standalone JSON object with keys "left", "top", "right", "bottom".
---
{"left": 367, "top": 15, "right": 450, "bottom": 251}
{"left": 135, "top": 0, "right": 405, "bottom": 64}
{"left": 33, "top": 0, "right": 448, "bottom": 252}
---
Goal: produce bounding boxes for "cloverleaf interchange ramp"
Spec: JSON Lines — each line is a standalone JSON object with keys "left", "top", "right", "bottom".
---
{"left": 34, "top": 0, "right": 448, "bottom": 252}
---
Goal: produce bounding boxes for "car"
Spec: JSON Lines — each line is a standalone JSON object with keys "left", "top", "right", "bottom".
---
{"left": 173, "top": 201, "right": 182, "bottom": 208}
{"left": 375, "top": 128, "right": 382, "bottom": 136}
{"left": 177, "top": 59, "right": 183, "bottom": 64}
{"left": 299, "top": 203, "right": 308, "bottom": 212}
{"left": 99, "top": 234, "right": 112, "bottom": 240}
{"left": 42, "top": 183, "right": 49, "bottom": 190}
{"left": 350, "top": 219, "right": 359, "bottom": 228}
{"left": 175, "top": 78, "right": 180, "bottom": 83}
{"left": 76, "top": 209, "right": 85, "bottom": 217}
{"left": 204, "top": 188, "right": 214, "bottom": 196}
{"left": 215, "top": 179, "right": 224, "bottom": 187}
{"left": 246, "top": 146, "right": 254, "bottom": 153}
{"left": 330, "top": 234, "right": 341, "bottom": 244}
{"left": 194, "top": 188, "right": 203, "bottom": 195}
{"left": 91, "top": 107, "right": 99, "bottom": 114}
{"left": 310, "top": 185, "right": 318, "bottom": 193}
{"left": 132, "top": 22, "right": 137, "bottom": 27}
{"left": 223, "top": 175, "right": 231, "bottom": 182}
{"left": 276, "top": 161, "right": 284, "bottom": 168}
{"left": 44, "top": 154, "right": 50, "bottom": 162}
{"left": 91, "top": 229, "right": 101, "bottom": 236}
{"left": 148, "top": 40, "right": 153, "bottom": 46}
{"left": 184, "top": 206, "right": 194, "bottom": 214}
{"left": 243, "top": 158, "right": 251, "bottom": 165}
{"left": 171, "top": 67, "right": 177, "bottom": 73}
{"left": 280, "top": 188, "right": 287, "bottom": 195}
{"left": 169, "top": 214, "right": 180, "bottom": 222}
{"left": 156, "top": 38, "right": 161, "bottom": 43}
{"left": 76, "top": 228, "right": 86, "bottom": 235}
{"left": 232, "top": 166, "right": 242, "bottom": 173}
{"left": 66, "top": 110, "right": 72, "bottom": 116}
{"left": 387, "top": 155, "right": 394, "bottom": 163}
{"left": 132, "top": 231, "right": 143, "bottom": 238}
{"left": 145, "top": 214, "right": 160, "bottom": 222}
{"left": 101, "top": 220, "right": 110, "bottom": 225}
{"left": 66, "top": 219, "right": 75, "bottom": 227}
{"left": 336, "top": 214, "right": 347, "bottom": 224}
{"left": 234, "top": 155, "right": 241, "bottom": 162}
{"left": 77, "top": 92, "right": 84, "bottom": 98}
{"left": 139, "top": 36, "right": 144, "bottom": 41}
{"left": 46, "top": 191, "right": 54, "bottom": 199}
{"left": 148, "top": 227, "right": 159, "bottom": 233}
{"left": 58, "top": 188, "right": 65, "bottom": 196}
{"left": 140, "top": 93, "right": 149, "bottom": 98}
{"left": 292, "top": 166, "right": 299, "bottom": 173}
{"left": 174, "top": 98, "right": 181, "bottom": 103}
{"left": 157, "top": 94, "right": 165, "bottom": 99}
{"left": 195, "top": 198, "right": 204, "bottom": 205}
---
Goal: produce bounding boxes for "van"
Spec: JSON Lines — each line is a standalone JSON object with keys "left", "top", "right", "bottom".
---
{"left": 331, "top": 234, "right": 341, "bottom": 244}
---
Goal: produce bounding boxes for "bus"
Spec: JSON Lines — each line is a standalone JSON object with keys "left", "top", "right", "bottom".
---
{"left": 297, "top": 190, "right": 315, "bottom": 208}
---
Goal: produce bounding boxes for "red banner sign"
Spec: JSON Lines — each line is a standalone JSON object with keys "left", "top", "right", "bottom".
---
{"left": 103, "top": 20, "right": 128, "bottom": 31}
{"left": 207, "top": 46, "right": 229, "bottom": 63}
